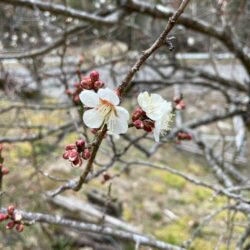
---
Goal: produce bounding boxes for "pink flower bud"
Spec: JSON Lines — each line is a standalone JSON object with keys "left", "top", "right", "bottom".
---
{"left": 2, "top": 168, "right": 9, "bottom": 175}
{"left": 80, "top": 77, "right": 93, "bottom": 90}
{"left": 68, "top": 149, "right": 79, "bottom": 162}
{"left": 133, "top": 120, "right": 144, "bottom": 129}
{"left": 101, "top": 172, "right": 111, "bottom": 184}
{"left": 62, "top": 151, "right": 70, "bottom": 159}
{"left": 16, "top": 223, "right": 24, "bottom": 232}
{"left": 65, "top": 144, "right": 76, "bottom": 151}
{"left": 72, "top": 157, "right": 82, "bottom": 167}
{"left": 75, "top": 139, "right": 85, "bottom": 149}
{"left": 143, "top": 120, "right": 155, "bottom": 132}
{"left": 65, "top": 89, "right": 72, "bottom": 95}
{"left": 94, "top": 80, "right": 105, "bottom": 90}
{"left": 0, "top": 213, "right": 9, "bottom": 222}
{"left": 7, "top": 205, "right": 15, "bottom": 215}
{"left": 90, "top": 71, "right": 99, "bottom": 82}
{"left": 132, "top": 107, "right": 146, "bottom": 122}
{"left": 82, "top": 148, "right": 91, "bottom": 160}
{"left": 6, "top": 221, "right": 15, "bottom": 230}
{"left": 177, "top": 132, "right": 192, "bottom": 140}
{"left": 176, "top": 100, "right": 186, "bottom": 110}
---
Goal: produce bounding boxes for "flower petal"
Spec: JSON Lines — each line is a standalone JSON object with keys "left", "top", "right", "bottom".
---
{"left": 98, "top": 88, "right": 120, "bottom": 105}
{"left": 116, "top": 106, "right": 129, "bottom": 121}
{"left": 107, "top": 108, "right": 129, "bottom": 135}
{"left": 79, "top": 90, "right": 99, "bottom": 107}
{"left": 83, "top": 109, "right": 104, "bottom": 128}
{"left": 153, "top": 120, "right": 161, "bottom": 142}
{"left": 137, "top": 92, "right": 150, "bottom": 111}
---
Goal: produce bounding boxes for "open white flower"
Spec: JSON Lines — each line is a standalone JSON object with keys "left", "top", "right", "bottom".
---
{"left": 137, "top": 91, "right": 173, "bottom": 142}
{"left": 79, "top": 88, "right": 129, "bottom": 136}
{"left": 153, "top": 104, "right": 174, "bottom": 142}
{"left": 137, "top": 92, "right": 167, "bottom": 121}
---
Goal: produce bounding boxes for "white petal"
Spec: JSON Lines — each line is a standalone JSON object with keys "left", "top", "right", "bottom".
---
{"left": 115, "top": 106, "right": 129, "bottom": 121}
{"left": 79, "top": 90, "right": 99, "bottom": 107}
{"left": 153, "top": 120, "right": 161, "bottom": 142}
{"left": 107, "top": 109, "right": 129, "bottom": 135}
{"left": 83, "top": 109, "right": 104, "bottom": 128}
{"left": 98, "top": 88, "right": 120, "bottom": 105}
{"left": 161, "top": 101, "right": 172, "bottom": 114}
{"left": 137, "top": 92, "right": 150, "bottom": 111}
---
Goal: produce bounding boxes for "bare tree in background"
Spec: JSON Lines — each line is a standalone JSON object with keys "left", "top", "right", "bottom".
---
{"left": 0, "top": 0, "right": 250, "bottom": 249}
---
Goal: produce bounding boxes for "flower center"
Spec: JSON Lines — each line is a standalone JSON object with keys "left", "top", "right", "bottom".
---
{"left": 98, "top": 99, "right": 117, "bottom": 120}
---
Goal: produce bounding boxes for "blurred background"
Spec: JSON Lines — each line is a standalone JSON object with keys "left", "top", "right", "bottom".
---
{"left": 0, "top": 0, "right": 250, "bottom": 249}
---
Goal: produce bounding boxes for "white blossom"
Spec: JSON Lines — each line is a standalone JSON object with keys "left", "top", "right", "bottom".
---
{"left": 137, "top": 91, "right": 173, "bottom": 142}
{"left": 79, "top": 88, "right": 129, "bottom": 136}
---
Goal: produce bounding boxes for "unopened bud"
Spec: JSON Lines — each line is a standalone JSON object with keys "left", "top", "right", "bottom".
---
{"left": 2, "top": 168, "right": 9, "bottom": 175}
{"left": 62, "top": 151, "right": 70, "bottom": 159}
{"left": 0, "top": 213, "right": 9, "bottom": 222}
{"left": 75, "top": 139, "right": 85, "bottom": 149}
{"left": 133, "top": 120, "right": 144, "bottom": 129}
{"left": 68, "top": 149, "right": 79, "bottom": 162}
{"left": 72, "top": 157, "right": 82, "bottom": 167}
{"left": 177, "top": 132, "right": 192, "bottom": 140}
{"left": 132, "top": 107, "right": 146, "bottom": 122}
{"left": 65, "top": 144, "right": 76, "bottom": 151}
{"left": 176, "top": 100, "right": 186, "bottom": 110}
{"left": 143, "top": 120, "right": 155, "bottom": 132}
{"left": 82, "top": 148, "right": 91, "bottom": 160}
{"left": 90, "top": 71, "right": 99, "bottom": 82}
{"left": 16, "top": 223, "right": 24, "bottom": 232}
{"left": 7, "top": 205, "right": 16, "bottom": 215}
{"left": 94, "top": 80, "right": 105, "bottom": 90}
{"left": 102, "top": 172, "right": 111, "bottom": 184}
{"left": 6, "top": 221, "right": 15, "bottom": 230}
{"left": 80, "top": 77, "right": 93, "bottom": 90}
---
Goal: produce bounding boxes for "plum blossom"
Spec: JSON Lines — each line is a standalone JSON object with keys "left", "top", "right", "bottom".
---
{"left": 153, "top": 105, "right": 174, "bottom": 142}
{"left": 80, "top": 88, "right": 129, "bottom": 136}
{"left": 137, "top": 91, "right": 173, "bottom": 142}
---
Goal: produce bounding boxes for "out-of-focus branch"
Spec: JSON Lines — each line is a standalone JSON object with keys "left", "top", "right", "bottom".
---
{"left": 0, "top": 208, "right": 186, "bottom": 250}
{"left": 0, "top": 0, "right": 120, "bottom": 26}
{"left": 118, "top": 0, "right": 191, "bottom": 96}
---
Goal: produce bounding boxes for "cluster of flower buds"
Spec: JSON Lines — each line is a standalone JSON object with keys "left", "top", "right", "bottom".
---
{"left": 173, "top": 95, "right": 186, "bottom": 110}
{"left": 63, "top": 139, "right": 91, "bottom": 167}
{"left": 177, "top": 132, "right": 192, "bottom": 141}
{"left": 0, "top": 144, "right": 9, "bottom": 176}
{"left": 66, "top": 70, "right": 105, "bottom": 104}
{"left": 132, "top": 107, "right": 155, "bottom": 132}
{"left": 0, "top": 205, "right": 24, "bottom": 233}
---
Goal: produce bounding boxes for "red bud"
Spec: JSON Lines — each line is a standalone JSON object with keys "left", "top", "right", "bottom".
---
{"left": 65, "top": 144, "right": 76, "bottom": 151}
{"left": 82, "top": 148, "right": 91, "bottom": 160}
{"left": 0, "top": 213, "right": 9, "bottom": 222}
{"left": 6, "top": 221, "right": 15, "bottom": 230}
{"left": 80, "top": 77, "right": 93, "bottom": 90}
{"left": 133, "top": 120, "right": 144, "bottom": 129}
{"left": 16, "top": 223, "right": 24, "bottom": 232}
{"left": 75, "top": 139, "right": 85, "bottom": 149}
{"left": 2, "top": 168, "right": 9, "bottom": 175}
{"left": 7, "top": 205, "right": 15, "bottom": 215}
{"left": 143, "top": 120, "right": 155, "bottom": 132}
{"left": 90, "top": 71, "right": 99, "bottom": 82}
{"left": 94, "top": 80, "right": 105, "bottom": 90}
